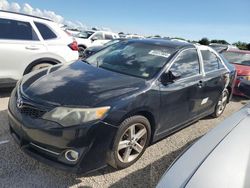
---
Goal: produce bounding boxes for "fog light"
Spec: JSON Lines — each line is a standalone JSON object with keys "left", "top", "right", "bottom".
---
{"left": 65, "top": 150, "right": 79, "bottom": 162}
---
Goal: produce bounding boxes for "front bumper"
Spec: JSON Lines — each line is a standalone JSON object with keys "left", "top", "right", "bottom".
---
{"left": 8, "top": 89, "right": 118, "bottom": 174}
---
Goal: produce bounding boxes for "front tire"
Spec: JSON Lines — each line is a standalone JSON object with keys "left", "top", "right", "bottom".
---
{"left": 30, "top": 62, "right": 53, "bottom": 72}
{"left": 108, "top": 115, "right": 151, "bottom": 169}
{"left": 212, "top": 89, "right": 229, "bottom": 118}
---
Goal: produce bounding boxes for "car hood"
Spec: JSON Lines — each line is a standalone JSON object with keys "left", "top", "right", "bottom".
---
{"left": 20, "top": 61, "right": 146, "bottom": 107}
{"left": 233, "top": 63, "right": 250, "bottom": 76}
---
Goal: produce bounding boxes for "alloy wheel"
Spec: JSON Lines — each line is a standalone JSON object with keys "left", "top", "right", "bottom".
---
{"left": 117, "top": 123, "right": 148, "bottom": 163}
{"left": 216, "top": 90, "right": 228, "bottom": 115}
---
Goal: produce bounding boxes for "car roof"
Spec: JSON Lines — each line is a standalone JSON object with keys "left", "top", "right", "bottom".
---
{"left": 226, "top": 49, "right": 250, "bottom": 54}
{"left": 126, "top": 39, "right": 194, "bottom": 49}
{"left": 0, "top": 10, "right": 53, "bottom": 22}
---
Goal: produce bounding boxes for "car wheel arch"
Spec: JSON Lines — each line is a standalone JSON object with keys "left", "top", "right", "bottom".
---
{"left": 118, "top": 109, "right": 156, "bottom": 144}
{"left": 23, "top": 58, "right": 61, "bottom": 75}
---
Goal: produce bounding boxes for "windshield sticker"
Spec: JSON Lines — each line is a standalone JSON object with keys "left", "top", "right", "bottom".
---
{"left": 149, "top": 50, "right": 171, "bottom": 58}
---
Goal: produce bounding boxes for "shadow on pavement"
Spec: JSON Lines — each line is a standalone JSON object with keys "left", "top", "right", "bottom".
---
{"left": 0, "top": 109, "right": 82, "bottom": 188}
{"left": 0, "top": 87, "right": 14, "bottom": 98}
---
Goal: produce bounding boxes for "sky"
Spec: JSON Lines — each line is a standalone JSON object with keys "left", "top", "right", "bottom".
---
{"left": 1, "top": 0, "right": 250, "bottom": 43}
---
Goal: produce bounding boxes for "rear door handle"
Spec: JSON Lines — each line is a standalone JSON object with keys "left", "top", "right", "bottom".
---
{"left": 197, "top": 80, "right": 204, "bottom": 88}
{"left": 25, "top": 46, "right": 40, "bottom": 50}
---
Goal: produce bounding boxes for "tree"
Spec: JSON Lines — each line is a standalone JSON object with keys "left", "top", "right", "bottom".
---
{"left": 247, "top": 43, "right": 250, "bottom": 50}
{"left": 210, "top": 39, "right": 229, "bottom": 45}
{"left": 198, "top": 38, "right": 210, "bottom": 45}
{"left": 233, "top": 41, "right": 248, "bottom": 50}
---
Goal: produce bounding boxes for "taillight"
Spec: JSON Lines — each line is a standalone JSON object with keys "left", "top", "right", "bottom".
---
{"left": 68, "top": 41, "right": 79, "bottom": 51}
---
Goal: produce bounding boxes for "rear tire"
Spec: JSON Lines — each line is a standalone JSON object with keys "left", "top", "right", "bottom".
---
{"left": 212, "top": 89, "right": 229, "bottom": 118}
{"left": 78, "top": 46, "right": 86, "bottom": 59}
{"left": 108, "top": 115, "right": 151, "bottom": 169}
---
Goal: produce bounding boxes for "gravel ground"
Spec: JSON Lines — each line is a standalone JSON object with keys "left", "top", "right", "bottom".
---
{"left": 0, "top": 88, "right": 249, "bottom": 188}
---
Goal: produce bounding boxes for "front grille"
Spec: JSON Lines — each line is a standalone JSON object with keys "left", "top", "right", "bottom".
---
{"left": 20, "top": 107, "right": 47, "bottom": 118}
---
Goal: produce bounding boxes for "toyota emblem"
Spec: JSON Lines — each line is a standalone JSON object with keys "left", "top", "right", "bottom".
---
{"left": 17, "top": 98, "right": 24, "bottom": 109}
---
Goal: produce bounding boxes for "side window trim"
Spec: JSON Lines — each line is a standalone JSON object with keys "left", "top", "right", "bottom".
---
{"left": 200, "top": 48, "right": 229, "bottom": 75}
{"left": 34, "top": 22, "right": 58, "bottom": 40}
{"left": 0, "top": 18, "right": 39, "bottom": 41}
{"left": 167, "top": 48, "right": 202, "bottom": 80}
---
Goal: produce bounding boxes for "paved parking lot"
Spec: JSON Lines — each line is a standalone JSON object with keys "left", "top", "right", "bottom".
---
{"left": 0, "top": 88, "right": 248, "bottom": 188}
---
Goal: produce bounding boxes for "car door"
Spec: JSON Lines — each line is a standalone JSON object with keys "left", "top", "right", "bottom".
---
{"left": 0, "top": 17, "right": 46, "bottom": 82}
{"left": 157, "top": 48, "right": 203, "bottom": 134}
{"left": 90, "top": 32, "right": 107, "bottom": 46}
{"left": 195, "top": 47, "right": 230, "bottom": 115}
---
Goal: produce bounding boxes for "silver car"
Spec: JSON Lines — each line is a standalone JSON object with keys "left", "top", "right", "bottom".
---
{"left": 157, "top": 80, "right": 250, "bottom": 188}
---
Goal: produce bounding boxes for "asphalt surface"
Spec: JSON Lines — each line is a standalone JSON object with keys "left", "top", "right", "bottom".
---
{"left": 0, "top": 88, "right": 249, "bottom": 188}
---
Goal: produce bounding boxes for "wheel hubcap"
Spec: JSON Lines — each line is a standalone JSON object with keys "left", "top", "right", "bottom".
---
{"left": 217, "top": 91, "right": 228, "bottom": 115}
{"left": 117, "top": 123, "right": 147, "bottom": 163}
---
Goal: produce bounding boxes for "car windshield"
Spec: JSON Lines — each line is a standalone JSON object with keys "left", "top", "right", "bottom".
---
{"left": 222, "top": 51, "right": 250, "bottom": 66}
{"left": 76, "top": 31, "right": 94, "bottom": 39}
{"left": 85, "top": 41, "right": 175, "bottom": 79}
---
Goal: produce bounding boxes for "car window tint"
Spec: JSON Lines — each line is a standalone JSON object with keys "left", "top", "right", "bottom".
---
{"left": 35, "top": 22, "right": 57, "bottom": 40}
{"left": 222, "top": 51, "right": 250, "bottom": 66}
{"left": 201, "top": 50, "right": 221, "bottom": 72}
{"left": 86, "top": 41, "right": 176, "bottom": 79}
{"left": 169, "top": 49, "right": 200, "bottom": 79}
{"left": 0, "top": 18, "right": 39, "bottom": 41}
{"left": 105, "top": 34, "right": 113, "bottom": 40}
{"left": 92, "top": 33, "right": 104, "bottom": 40}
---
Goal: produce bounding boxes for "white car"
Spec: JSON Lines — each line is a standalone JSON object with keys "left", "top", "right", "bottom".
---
{"left": 125, "top": 34, "right": 145, "bottom": 39}
{"left": 74, "top": 30, "right": 119, "bottom": 57}
{"left": 0, "top": 10, "right": 79, "bottom": 87}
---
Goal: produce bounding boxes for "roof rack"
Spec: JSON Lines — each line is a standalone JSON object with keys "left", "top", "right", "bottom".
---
{"left": 0, "top": 10, "right": 53, "bottom": 22}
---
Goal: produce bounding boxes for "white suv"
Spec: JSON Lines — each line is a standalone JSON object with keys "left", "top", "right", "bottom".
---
{"left": 0, "top": 11, "right": 79, "bottom": 87}
{"left": 74, "top": 30, "right": 119, "bottom": 57}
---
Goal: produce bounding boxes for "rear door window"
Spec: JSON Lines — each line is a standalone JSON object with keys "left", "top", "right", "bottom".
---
{"left": 169, "top": 48, "right": 200, "bottom": 79}
{"left": 35, "top": 22, "right": 57, "bottom": 40}
{"left": 92, "top": 33, "right": 104, "bottom": 40}
{"left": 104, "top": 34, "right": 113, "bottom": 40}
{"left": 201, "top": 50, "right": 223, "bottom": 72}
{"left": 0, "top": 18, "right": 39, "bottom": 41}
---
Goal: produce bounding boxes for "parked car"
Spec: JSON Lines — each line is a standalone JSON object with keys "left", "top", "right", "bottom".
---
{"left": 74, "top": 30, "right": 119, "bottom": 58}
{"left": 125, "top": 34, "right": 145, "bottom": 39}
{"left": 0, "top": 10, "right": 79, "bottom": 88}
{"left": 82, "top": 39, "right": 125, "bottom": 59}
{"left": 209, "top": 43, "right": 238, "bottom": 53}
{"left": 157, "top": 79, "right": 250, "bottom": 188}
{"left": 221, "top": 49, "right": 250, "bottom": 96}
{"left": 8, "top": 39, "right": 235, "bottom": 174}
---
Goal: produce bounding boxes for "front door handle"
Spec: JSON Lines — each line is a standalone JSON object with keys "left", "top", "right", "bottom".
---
{"left": 25, "top": 46, "right": 40, "bottom": 50}
{"left": 197, "top": 80, "right": 204, "bottom": 88}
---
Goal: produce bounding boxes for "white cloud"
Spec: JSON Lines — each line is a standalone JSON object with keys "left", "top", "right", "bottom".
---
{"left": 0, "top": 0, "right": 9, "bottom": 10}
{"left": 0, "top": 0, "right": 112, "bottom": 32}
{"left": 10, "top": 2, "right": 20, "bottom": 12}
{"left": 22, "top": 3, "right": 33, "bottom": 14}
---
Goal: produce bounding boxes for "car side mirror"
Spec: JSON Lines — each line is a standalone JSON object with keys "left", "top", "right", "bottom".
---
{"left": 238, "top": 79, "right": 250, "bottom": 97}
{"left": 160, "top": 71, "right": 181, "bottom": 86}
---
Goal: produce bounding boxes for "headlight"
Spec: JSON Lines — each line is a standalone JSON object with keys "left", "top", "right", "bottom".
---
{"left": 42, "top": 106, "right": 110, "bottom": 127}
{"left": 238, "top": 76, "right": 250, "bottom": 81}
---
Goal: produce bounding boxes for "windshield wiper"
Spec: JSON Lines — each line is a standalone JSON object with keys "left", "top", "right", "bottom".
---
{"left": 82, "top": 60, "right": 90, "bottom": 65}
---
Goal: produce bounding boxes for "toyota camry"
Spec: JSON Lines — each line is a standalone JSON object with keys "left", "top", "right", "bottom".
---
{"left": 8, "top": 39, "right": 235, "bottom": 173}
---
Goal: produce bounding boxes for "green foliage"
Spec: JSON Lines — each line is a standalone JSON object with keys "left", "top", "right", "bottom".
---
{"left": 198, "top": 38, "right": 210, "bottom": 45}
{"left": 210, "top": 39, "right": 229, "bottom": 45}
{"left": 233, "top": 41, "right": 250, "bottom": 50}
